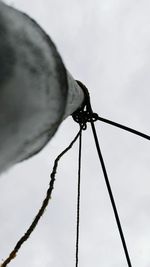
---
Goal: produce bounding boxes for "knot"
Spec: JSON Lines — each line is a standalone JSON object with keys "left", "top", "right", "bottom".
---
{"left": 72, "top": 109, "right": 98, "bottom": 130}
{"left": 72, "top": 80, "right": 98, "bottom": 130}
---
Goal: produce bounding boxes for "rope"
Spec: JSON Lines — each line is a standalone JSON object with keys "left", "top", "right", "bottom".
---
{"left": 1, "top": 130, "right": 81, "bottom": 267}
{"left": 2, "top": 78, "right": 150, "bottom": 267}
{"left": 75, "top": 128, "right": 82, "bottom": 267}
{"left": 73, "top": 81, "right": 133, "bottom": 267}
{"left": 97, "top": 116, "right": 150, "bottom": 141}
{"left": 89, "top": 120, "right": 132, "bottom": 267}
{"left": 74, "top": 80, "right": 150, "bottom": 142}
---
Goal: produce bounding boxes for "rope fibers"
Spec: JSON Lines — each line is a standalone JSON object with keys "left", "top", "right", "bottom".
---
{"left": 1, "top": 130, "right": 81, "bottom": 267}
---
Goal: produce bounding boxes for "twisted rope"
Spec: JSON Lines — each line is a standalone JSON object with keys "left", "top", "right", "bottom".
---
{"left": 1, "top": 130, "right": 81, "bottom": 267}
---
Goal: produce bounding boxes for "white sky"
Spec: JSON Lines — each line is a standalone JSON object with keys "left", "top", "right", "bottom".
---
{"left": 1, "top": 0, "right": 150, "bottom": 266}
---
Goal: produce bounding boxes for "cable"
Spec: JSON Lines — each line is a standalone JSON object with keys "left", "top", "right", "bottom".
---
{"left": 75, "top": 80, "right": 150, "bottom": 141}
{"left": 73, "top": 80, "right": 133, "bottom": 267}
{"left": 75, "top": 128, "right": 82, "bottom": 267}
{"left": 89, "top": 120, "right": 132, "bottom": 267}
{"left": 1, "top": 129, "right": 81, "bottom": 267}
{"left": 97, "top": 116, "right": 150, "bottom": 141}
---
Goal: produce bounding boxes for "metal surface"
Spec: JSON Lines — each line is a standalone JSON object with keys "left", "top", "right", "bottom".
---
{"left": 0, "top": 1, "right": 84, "bottom": 173}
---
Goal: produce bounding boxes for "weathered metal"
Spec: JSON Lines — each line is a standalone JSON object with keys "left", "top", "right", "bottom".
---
{"left": 0, "top": 1, "right": 84, "bottom": 173}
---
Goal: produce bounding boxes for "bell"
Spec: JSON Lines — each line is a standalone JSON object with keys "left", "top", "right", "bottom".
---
{"left": 0, "top": 1, "right": 84, "bottom": 173}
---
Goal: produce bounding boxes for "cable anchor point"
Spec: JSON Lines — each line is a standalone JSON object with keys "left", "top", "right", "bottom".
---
{"left": 72, "top": 81, "right": 98, "bottom": 130}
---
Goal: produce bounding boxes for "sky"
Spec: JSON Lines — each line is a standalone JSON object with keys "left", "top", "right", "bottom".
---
{"left": 1, "top": 0, "right": 150, "bottom": 266}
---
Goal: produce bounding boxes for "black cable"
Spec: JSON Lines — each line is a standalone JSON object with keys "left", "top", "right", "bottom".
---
{"left": 87, "top": 111, "right": 133, "bottom": 266}
{"left": 75, "top": 80, "right": 150, "bottom": 141}
{"left": 75, "top": 128, "right": 82, "bottom": 267}
{"left": 73, "top": 80, "right": 133, "bottom": 267}
{"left": 97, "top": 116, "right": 150, "bottom": 141}
{"left": 89, "top": 120, "right": 132, "bottom": 267}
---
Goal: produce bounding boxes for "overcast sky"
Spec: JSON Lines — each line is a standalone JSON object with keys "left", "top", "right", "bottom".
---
{"left": 1, "top": 0, "right": 150, "bottom": 266}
